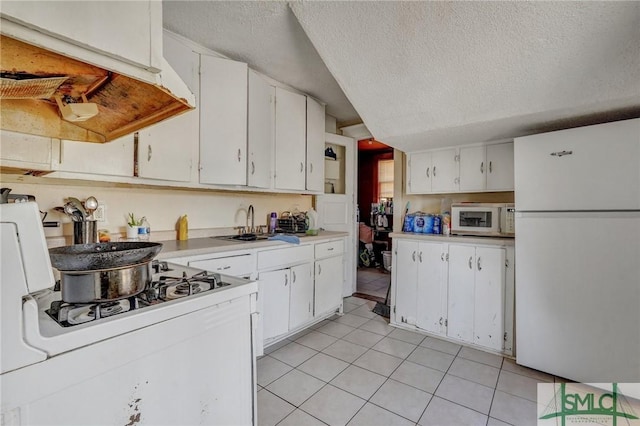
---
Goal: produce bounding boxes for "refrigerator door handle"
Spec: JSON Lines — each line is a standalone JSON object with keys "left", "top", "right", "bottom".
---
{"left": 550, "top": 150, "right": 573, "bottom": 157}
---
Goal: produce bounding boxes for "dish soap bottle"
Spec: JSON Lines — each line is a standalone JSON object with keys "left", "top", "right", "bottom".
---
{"left": 178, "top": 215, "right": 188, "bottom": 241}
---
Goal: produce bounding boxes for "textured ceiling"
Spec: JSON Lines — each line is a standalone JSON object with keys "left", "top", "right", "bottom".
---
{"left": 162, "top": 1, "right": 359, "bottom": 123}
{"left": 291, "top": 1, "right": 640, "bottom": 152}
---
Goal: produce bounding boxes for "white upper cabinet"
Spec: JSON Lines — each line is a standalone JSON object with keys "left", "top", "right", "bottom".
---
{"left": 247, "top": 71, "right": 275, "bottom": 189}
{"left": 486, "top": 142, "right": 514, "bottom": 191}
{"left": 431, "top": 148, "right": 459, "bottom": 193}
{"left": 199, "top": 55, "right": 248, "bottom": 186}
{"left": 274, "top": 87, "right": 306, "bottom": 191}
{"left": 306, "top": 97, "right": 326, "bottom": 192}
{"left": 1, "top": 1, "right": 162, "bottom": 72}
{"left": 406, "top": 152, "right": 432, "bottom": 194}
{"left": 0, "top": 131, "right": 58, "bottom": 172}
{"left": 406, "top": 148, "right": 458, "bottom": 194}
{"left": 459, "top": 142, "right": 514, "bottom": 192}
{"left": 136, "top": 33, "right": 197, "bottom": 183}
{"left": 515, "top": 118, "right": 640, "bottom": 211}
{"left": 58, "top": 136, "right": 134, "bottom": 177}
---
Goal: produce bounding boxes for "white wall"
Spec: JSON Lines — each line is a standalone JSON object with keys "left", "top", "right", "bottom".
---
{"left": 8, "top": 180, "right": 312, "bottom": 245}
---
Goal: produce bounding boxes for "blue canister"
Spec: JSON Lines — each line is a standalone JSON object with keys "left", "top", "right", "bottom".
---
{"left": 433, "top": 215, "right": 442, "bottom": 234}
{"left": 423, "top": 215, "right": 435, "bottom": 234}
{"left": 413, "top": 214, "right": 425, "bottom": 233}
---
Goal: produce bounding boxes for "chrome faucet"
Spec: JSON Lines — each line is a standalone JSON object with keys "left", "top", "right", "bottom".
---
{"left": 247, "top": 205, "right": 255, "bottom": 234}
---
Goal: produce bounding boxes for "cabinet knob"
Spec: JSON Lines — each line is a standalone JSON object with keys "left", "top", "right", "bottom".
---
{"left": 550, "top": 150, "right": 573, "bottom": 157}
{"left": 309, "top": 163, "right": 313, "bottom": 173}
{"left": 318, "top": 264, "right": 322, "bottom": 275}
{"left": 412, "top": 251, "right": 416, "bottom": 262}
{"left": 426, "top": 167, "right": 430, "bottom": 178}
{"left": 418, "top": 252, "right": 423, "bottom": 263}
{"left": 284, "top": 274, "right": 288, "bottom": 286}
{"left": 251, "top": 161, "right": 255, "bottom": 175}
{"left": 300, "top": 162, "right": 304, "bottom": 173}
{"left": 292, "top": 270, "right": 297, "bottom": 283}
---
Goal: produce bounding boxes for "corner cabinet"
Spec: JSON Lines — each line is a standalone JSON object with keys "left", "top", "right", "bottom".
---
{"left": 406, "top": 141, "right": 514, "bottom": 194}
{"left": 199, "top": 55, "right": 248, "bottom": 186}
{"left": 391, "top": 236, "right": 514, "bottom": 355}
{"left": 274, "top": 87, "right": 306, "bottom": 191}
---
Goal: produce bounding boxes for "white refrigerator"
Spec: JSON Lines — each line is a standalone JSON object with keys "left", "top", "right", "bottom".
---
{"left": 514, "top": 118, "right": 640, "bottom": 383}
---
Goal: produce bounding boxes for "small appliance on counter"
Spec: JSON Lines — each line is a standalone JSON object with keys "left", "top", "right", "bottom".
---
{"left": 450, "top": 202, "right": 515, "bottom": 237}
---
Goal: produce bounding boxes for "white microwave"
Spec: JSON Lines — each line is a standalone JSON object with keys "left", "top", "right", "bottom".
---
{"left": 451, "top": 203, "right": 515, "bottom": 237}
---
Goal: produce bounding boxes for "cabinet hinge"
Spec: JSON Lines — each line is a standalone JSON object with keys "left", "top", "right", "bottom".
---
{"left": 393, "top": 306, "right": 396, "bottom": 314}
{"left": 444, "top": 319, "right": 448, "bottom": 326}
{"left": 504, "top": 332, "right": 508, "bottom": 341}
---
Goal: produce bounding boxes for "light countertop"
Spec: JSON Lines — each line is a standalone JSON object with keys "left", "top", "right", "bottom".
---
{"left": 390, "top": 232, "right": 515, "bottom": 246}
{"left": 156, "top": 231, "right": 348, "bottom": 259}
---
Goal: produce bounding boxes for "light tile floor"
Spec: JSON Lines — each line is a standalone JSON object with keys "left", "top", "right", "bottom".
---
{"left": 356, "top": 268, "right": 390, "bottom": 299}
{"left": 257, "top": 296, "right": 565, "bottom": 426}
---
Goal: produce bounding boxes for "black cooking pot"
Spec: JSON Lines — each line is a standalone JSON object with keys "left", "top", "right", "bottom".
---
{"left": 49, "top": 242, "right": 162, "bottom": 271}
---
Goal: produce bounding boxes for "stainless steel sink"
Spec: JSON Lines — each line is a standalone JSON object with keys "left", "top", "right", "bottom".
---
{"left": 213, "top": 234, "right": 270, "bottom": 242}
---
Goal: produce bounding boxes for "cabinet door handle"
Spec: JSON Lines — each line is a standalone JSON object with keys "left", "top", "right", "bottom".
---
{"left": 237, "top": 149, "right": 242, "bottom": 162}
{"left": 489, "top": 161, "right": 492, "bottom": 173}
{"left": 292, "top": 270, "right": 297, "bottom": 283}
{"left": 439, "top": 317, "right": 443, "bottom": 325}
{"left": 309, "top": 163, "right": 313, "bottom": 173}
{"left": 318, "top": 264, "right": 322, "bottom": 275}
{"left": 328, "top": 247, "right": 334, "bottom": 251}
{"left": 147, "top": 145, "right": 152, "bottom": 162}
{"left": 468, "top": 256, "right": 473, "bottom": 269}
{"left": 480, "top": 161, "right": 484, "bottom": 174}
{"left": 433, "top": 166, "right": 436, "bottom": 177}
{"left": 441, "top": 253, "right": 444, "bottom": 261}
{"left": 412, "top": 251, "right": 416, "bottom": 262}
{"left": 426, "top": 167, "right": 430, "bottom": 178}
{"left": 284, "top": 274, "right": 288, "bottom": 286}
{"left": 300, "top": 162, "right": 304, "bottom": 172}
{"left": 418, "top": 251, "right": 423, "bottom": 263}
{"left": 550, "top": 150, "right": 573, "bottom": 157}
{"left": 251, "top": 161, "right": 255, "bottom": 175}
{"left": 477, "top": 257, "right": 482, "bottom": 271}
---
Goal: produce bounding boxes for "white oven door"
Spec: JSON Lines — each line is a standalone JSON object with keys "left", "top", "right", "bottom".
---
{"left": 1, "top": 296, "right": 255, "bottom": 425}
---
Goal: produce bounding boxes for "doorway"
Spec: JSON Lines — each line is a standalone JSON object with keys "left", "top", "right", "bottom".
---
{"left": 355, "top": 138, "right": 394, "bottom": 302}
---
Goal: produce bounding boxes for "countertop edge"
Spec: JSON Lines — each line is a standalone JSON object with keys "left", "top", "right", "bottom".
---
{"left": 389, "top": 232, "right": 515, "bottom": 246}
{"left": 156, "top": 231, "right": 349, "bottom": 259}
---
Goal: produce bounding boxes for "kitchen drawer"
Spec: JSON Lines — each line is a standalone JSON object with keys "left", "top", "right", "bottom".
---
{"left": 189, "top": 253, "right": 256, "bottom": 277}
{"left": 257, "top": 245, "right": 314, "bottom": 271}
{"left": 315, "top": 239, "right": 344, "bottom": 259}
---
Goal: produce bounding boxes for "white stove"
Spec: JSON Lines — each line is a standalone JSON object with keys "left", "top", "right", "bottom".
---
{"left": 1, "top": 203, "right": 259, "bottom": 425}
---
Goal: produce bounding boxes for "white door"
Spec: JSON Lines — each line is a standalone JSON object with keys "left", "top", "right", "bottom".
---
{"left": 289, "top": 263, "right": 314, "bottom": 329}
{"left": 416, "top": 242, "right": 447, "bottom": 335}
{"left": 274, "top": 87, "right": 306, "bottom": 190}
{"left": 473, "top": 246, "right": 505, "bottom": 351}
{"left": 447, "top": 244, "right": 475, "bottom": 343}
{"left": 247, "top": 71, "right": 274, "bottom": 188}
{"left": 393, "top": 240, "right": 418, "bottom": 325}
{"left": 407, "top": 152, "right": 431, "bottom": 194}
{"left": 431, "top": 148, "right": 459, "bottom": 193}
{"left": 315, "top": 133, "right": 357, "bottom": 297}
{"left": 516, "top": 212, "right": 640, "bottom": 382}
{"left": 259, "top": 269, "right": 290, "bottom": 340}
{"left": 314, "top": 255, "right": 344, "bottom": 316}
{"left": 306, "top": 96, "right": 325, "bottom": 192}
{"left": 459, "top": 146, "right": 486, "bottom": 192}
{"left": 515, "top": 118, "right": 640, "bottom": 211}
{"left": 200, "top": 55, "right": 248, "bottom": 186}
{"left": 137, "top": 112, "right": 194, "bottom": 182}
{"left": 486, "top": 142, "right": 514, "bottom": 191}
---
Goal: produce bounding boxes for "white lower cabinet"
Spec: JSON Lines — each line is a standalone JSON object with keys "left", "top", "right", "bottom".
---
{"left": 314, "top": 255, "right": 343, "bottom": 316}
{"left": 393, "top": 238, "right": 513, "bottom": 354}
{"left": 288, "top": 263, "right": 314, "bottom": 330}
{"left": 260, "top": 269, "right": 291, "bottom": 340}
